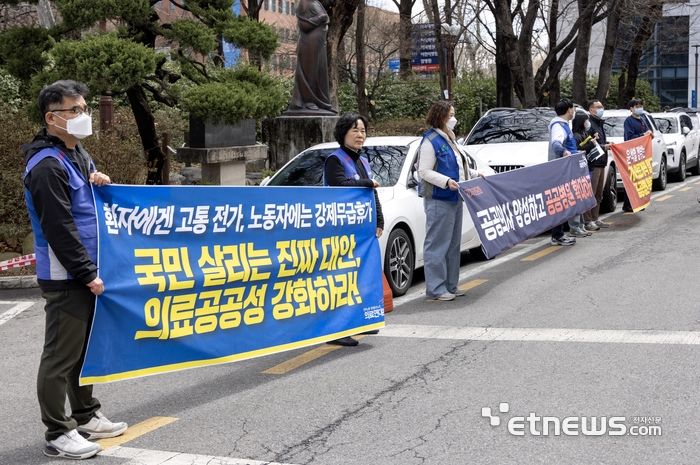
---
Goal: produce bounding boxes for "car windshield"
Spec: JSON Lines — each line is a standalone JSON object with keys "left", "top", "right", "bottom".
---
{"left": 465, "top": 110, "right": 555, "bottom": 144}
{"left": 267, "top": 145, "right": 409, "bottom": 187}
{"left": 655, "top": 117, "right": 678, "bottom": 134}
{"left": 603, "top": 116, "right": 626, "bottom": 137}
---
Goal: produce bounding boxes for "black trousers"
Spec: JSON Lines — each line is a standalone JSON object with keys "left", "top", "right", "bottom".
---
{"left": 37, "top": 287, "right": 101, "bottom": 441}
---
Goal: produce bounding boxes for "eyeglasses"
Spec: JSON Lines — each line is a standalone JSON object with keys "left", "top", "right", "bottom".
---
{"left": 51, "top": 105, "right": 93, "bottom": 117}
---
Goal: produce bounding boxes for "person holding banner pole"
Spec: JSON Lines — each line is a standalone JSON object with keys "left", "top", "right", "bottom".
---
{"left": 23, "top": 80, "right": 127, "bottom": 460}
{"left": 586, "top": 99, "right": 613, "bottom": 229}
{"left": 323, "top": 112, "right": 384, "bottom": 346}
{"left": 572, "top": 112, "right": 600, "bottom": 232}
{"left": 418, "top": 101, "right": 484, "bottom": 301}
{"left": 622, "top": 99, "right": 652, "bottom": 212}
{"left": 548, "top": 99, "right": 578, "bottom": 246}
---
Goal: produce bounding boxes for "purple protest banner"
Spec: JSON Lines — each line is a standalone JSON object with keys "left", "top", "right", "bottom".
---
{"left": 458, "top": 153, "right": 596, "bottom": 259}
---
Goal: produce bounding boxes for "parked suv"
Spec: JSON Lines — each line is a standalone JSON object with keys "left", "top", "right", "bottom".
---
{"left": 459, "top": 107, "right": 619, "bottom": 213}
{"left": 650, "top": 111, "right": 700, "bottom": 181}
{"left": 601, "top": 109, "right": 669, "bottom": 191}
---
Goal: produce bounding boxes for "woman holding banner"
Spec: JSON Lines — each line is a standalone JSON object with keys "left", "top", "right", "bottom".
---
{"left": 323, "top": 113, "right": 383, "bottom": 345}
{"left": 572, "top": 112, "right": 599, "bottom": 234}
{"left": 417, "top": 101, "right": 484, "bottom": 302}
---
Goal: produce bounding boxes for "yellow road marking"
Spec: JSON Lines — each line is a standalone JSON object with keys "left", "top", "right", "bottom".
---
{"left": 680, "top": 186, "right": 693, "bottom": 192}
{"left": 97, "top": 416, "right": 178, "bottom": 451}
{"left": 521, "top": 246, "right": 562, "bottom": 261}
{"left": 695, "top": 180, "right": 700, "bottom": 185}
{"left": 656, "top": 195, "right": 673, "bottom": 202}
{"left": 263, "top": 336, "right": 367, "bottom": 375}
{"left": 458, "top": 279, "right": 489, "bottom": 291}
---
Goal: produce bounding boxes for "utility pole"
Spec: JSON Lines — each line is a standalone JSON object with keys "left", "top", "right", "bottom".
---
{"left": 694, "top": 45, "right": 700, "bottom": 108}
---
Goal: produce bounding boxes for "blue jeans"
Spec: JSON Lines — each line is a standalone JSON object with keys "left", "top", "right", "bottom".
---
{"left": 423, "top": 197, "right": 462, "bottom": 299}
{"left": 568, "top": 214, "right": 584, "bottom": 230}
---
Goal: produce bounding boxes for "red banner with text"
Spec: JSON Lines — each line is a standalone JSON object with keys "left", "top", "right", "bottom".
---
{"left": 609, "top": 134, "right": 653, "bottom": 212}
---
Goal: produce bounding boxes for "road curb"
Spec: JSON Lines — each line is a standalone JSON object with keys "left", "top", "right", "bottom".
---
{"left": 0, "top": 275, "right": 38, "bottom": 289}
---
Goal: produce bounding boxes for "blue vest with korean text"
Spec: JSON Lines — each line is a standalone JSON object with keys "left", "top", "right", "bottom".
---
{"left": 323, "top": 148, "right": 373, "bottom": 186}
{"left": 420, "top": 129, "right": 460, "bottom": 202}
{"left": 24, "top": 147, "right": 97, "bottom": 281}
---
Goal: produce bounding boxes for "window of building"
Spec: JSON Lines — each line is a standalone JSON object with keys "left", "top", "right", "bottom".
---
{"left": 279, "top": 0, "right": 283, "bottom": 13}
{"left": 285, "top": 1, "right": 290, "bottom": 14}
{"left": 271, "top": 0, "right": 275, "bottom": 12}
{"left": 156, "top": 1, "right": 162, "bottom": 7}
{"left": 291, "top": 1, "right": 296, "bottom": 15}
{"left": 264, "top": 0, "right": 269, "bottom": 10}
{"left": 170, "top": 0, "right": 175, "bottom": 10}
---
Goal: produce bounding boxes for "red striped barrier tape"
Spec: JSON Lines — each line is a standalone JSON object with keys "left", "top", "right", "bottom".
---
{"left": 0, "top": 253, "right": 36, "bottom": 271}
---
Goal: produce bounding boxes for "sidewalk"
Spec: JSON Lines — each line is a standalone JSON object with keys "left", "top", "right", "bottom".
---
{"left": 0, "top": 275, "right": 38, "bottom": 289}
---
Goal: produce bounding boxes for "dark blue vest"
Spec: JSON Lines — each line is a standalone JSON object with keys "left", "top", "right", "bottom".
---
{"left": 323, "top": 148, "right": 372, "bottom": 186}
{"left": 420, "top": 129, "right": 460, "bottom": 202}
{"left": 24, "top": 147, "right": 98, "bottom": 281}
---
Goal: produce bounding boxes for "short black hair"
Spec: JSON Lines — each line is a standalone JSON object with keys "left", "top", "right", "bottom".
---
{"left": 334, "top": 113, "right": 369, "bottom": 145}
{"left": 38, "top": 80, "right": 89, "bottom": 125}
{"left": 587, "top": 99, "right": 601, "bottom": 111}
{"left": 628, "top": 98, "right": 642, "bottom": 110}
{"left": 555, "top": 98, "right": 573, "bottom": 116}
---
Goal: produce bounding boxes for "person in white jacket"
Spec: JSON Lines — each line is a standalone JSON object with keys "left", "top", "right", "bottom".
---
{"left": 418, "top": 101, "right": 484, "bottom": 301}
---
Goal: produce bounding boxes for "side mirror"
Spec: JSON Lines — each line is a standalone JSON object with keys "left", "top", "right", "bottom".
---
{"left": 683, "top": 126, "right": 690, "bottom": 135}
{"left": 407, "top": 172, "right": 418, "bottom": 189}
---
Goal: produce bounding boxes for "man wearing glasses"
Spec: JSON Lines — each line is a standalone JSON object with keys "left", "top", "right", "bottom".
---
{"left": 23, "top": 80, "right": 127, "bottom": 460}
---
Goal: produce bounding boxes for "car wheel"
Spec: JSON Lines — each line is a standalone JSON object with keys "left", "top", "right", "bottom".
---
{"left": 469, "top": 246, "right": 490, "bottom": 261}
{"left": 600, "top": 165, "right": 617, "bottom": 213}
{"left": 672, "top": 151, "right": 687, "bottom": 182}
{"left": 691, "top": 153, "right": 700, "bottom": 176}
{"left": 384, "top": 228, "right": 414, "bottom": 297}
{"left": 653, "top": 156, "right": 667, "bottom": 191}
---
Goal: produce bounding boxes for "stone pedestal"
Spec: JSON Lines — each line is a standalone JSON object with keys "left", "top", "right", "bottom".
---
{"left": 176, "top": 145, "right": 267, "bottom": 185}
{"left": 262, "top": 116, "right": 339, "bottom": 170}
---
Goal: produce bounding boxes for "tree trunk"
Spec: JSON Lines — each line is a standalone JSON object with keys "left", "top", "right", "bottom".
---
{"left": 430, "top": 0, "right": 447, "bottom": 98}
{"left": 572, "top": 0, "right": 594, "bottom": 105}
{"left": 620, "top": 0, "right": 663, "bottom": 106}
{"left": 322, "top": 0, "right": 361, "bottom": 110}
{"left": 595, "top": 0, "right": 622, "bottom": 104}
{"left": 356, "top": 0, "right": 368, "bottom": 118}
{"left": 127, "top": 85, "right": 164, "bottom": 185}
{"left": 495, "top": 28, "right": 512, "bottom": 106}
{"left": 396, "top": 0, "right": 415, "bottom": 80}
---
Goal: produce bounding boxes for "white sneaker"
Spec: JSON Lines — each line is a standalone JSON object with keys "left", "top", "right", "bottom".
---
{"left": 44, "top": 429, "right": 102, "bottom": 460}
{"left": 437, "top": 292, "right": 456, "bottom": 301}
{"left": 453, "top": 289, "right": 467, "bottom": 296}
{"left": 76, "top": 411, "right": 128, "bottom": 440}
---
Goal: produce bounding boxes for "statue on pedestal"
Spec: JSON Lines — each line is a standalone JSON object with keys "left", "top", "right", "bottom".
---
{"left": 283, "top": 0, "right": 337, "bottom": 115}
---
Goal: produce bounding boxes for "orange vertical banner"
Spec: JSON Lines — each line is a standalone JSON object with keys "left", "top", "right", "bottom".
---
{"left": 609, "top": 134, "right": 653, "bottom": 212}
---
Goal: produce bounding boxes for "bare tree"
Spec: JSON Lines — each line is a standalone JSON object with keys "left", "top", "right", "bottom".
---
{"left": 595, "top": 0, "right": 622, "bottom": 104}
{"left": 356, "top": 0, "right": 367, "bottom": 118}
{"left": 321, "top": 0, "right": 362, "bottom": 110}
{"left": 391, "top": 0, "right": 417, "bottom": 79}
{"left": 572, "top": 0, "right": 594, "bottom": 104}
{"left": 616, "top": 0, "right": 665, "bottom": 107}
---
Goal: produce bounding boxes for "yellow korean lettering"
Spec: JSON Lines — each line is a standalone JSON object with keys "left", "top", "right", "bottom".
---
{"left": 134, "top": 248, "right": 166, "bottom": 292}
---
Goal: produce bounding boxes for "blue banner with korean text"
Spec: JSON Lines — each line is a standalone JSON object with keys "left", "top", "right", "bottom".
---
{"left": 80, "top": 186, "right": 384, "bottom": 385}
{"left": 458, "top": 154, "right": 596, "bottom": 259}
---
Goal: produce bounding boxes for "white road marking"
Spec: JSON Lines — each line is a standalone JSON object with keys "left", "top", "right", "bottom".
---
{"left": 380, "top": 324, "right": 700, "bottom": 345}
{"left": 0, "top": 301, "right": 34, "bottom": 326}
{"left": 101, "top": 446, "right": 297, "bottom": 465}
{"left": 392, "top": 238, "right": 551, "bottom": 306}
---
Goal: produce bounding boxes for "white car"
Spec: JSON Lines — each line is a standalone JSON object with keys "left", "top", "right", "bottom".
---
{"left": 601, "top": 109, "right": 669, "bottom": 191}
{"left": 260, "top": 136, "right": 496, "bottom": 296}
{"left": 459, "top": 108, "right": 619, "bottom": 212}
{"left": 649, "top": 112, "right": 700, "bottom": 181}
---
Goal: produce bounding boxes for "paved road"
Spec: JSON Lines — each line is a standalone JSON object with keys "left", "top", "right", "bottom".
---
{"left": 2, "top": 178, "right": 700, "bottom": 464}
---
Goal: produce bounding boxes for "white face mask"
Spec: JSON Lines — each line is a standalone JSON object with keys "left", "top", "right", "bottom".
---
{"left": 53, "top": 112, "right": 93, "bottom": 139}
{"left": 446, "top": 116, "right": 458, "bottom": 130}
